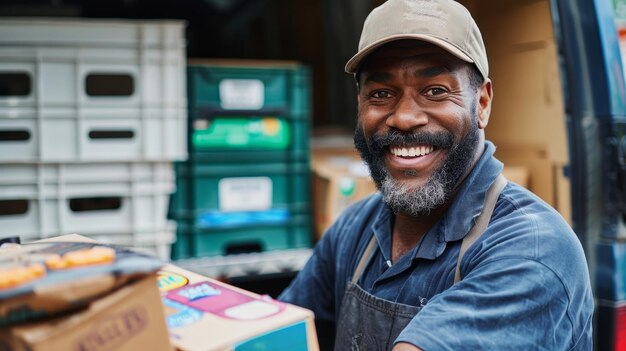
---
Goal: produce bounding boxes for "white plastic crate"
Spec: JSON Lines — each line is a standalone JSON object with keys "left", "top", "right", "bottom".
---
{"left": 16, "top": 222, "right": 177, "bottom": 262}
{"left": 0, "top": 19, "right": 183, "bottom": 47}
{"left": 0, "top": 19, "right": 186, "bottom": 111}
{"left": 0, "top": 164, "right": 175, "bottom": 239}
{"left": 0, "top": 108, "right": 187, "bottom": 162}
{"left": 84, "top": 221, "right": 177, "bottom": 262}
{"left": 0, "top": 162, "right": 174, "bottom": 185}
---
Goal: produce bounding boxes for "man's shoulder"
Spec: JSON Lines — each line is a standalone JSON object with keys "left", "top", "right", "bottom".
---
{"left": 482, "top": 181, "right": 588, "bottom": 284}
{"left": 495, "top": 181, "right": 571, "bottom": 231}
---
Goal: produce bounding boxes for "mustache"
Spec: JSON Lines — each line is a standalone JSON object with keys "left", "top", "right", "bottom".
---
{"left": 370, "top": 130, "right": 455, "bottom": 150}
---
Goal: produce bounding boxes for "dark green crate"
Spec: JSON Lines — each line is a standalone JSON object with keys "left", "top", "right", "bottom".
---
{"left": 187, "top": 62, "right": 311, "bottom": 114}
{"left": 170, "top": 213, "right": 312, "bottom": 259}
{"left": 192, "top": 116, "right": 290, "bottom": 150}
{"left": 188, "top": 148, "right": 310, "bottom": 165}
{"left": 169, "top": 160, "right": 310, "bottom": 220}
{"left": 187, "top": 62, "right": 311, "bottom": 156}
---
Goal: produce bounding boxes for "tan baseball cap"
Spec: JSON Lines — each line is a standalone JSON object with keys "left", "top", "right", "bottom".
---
{"left": 345, "top": 0, "right": 488, "bottom": 79}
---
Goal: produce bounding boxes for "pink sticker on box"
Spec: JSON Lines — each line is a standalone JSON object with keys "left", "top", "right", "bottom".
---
{"left": 166, "top": 281, "right": 285, "bottom": 320}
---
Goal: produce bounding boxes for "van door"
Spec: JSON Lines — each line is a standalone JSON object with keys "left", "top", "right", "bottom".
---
{"left": 461, "top": 0, "right": 624, "bottom": 349}
{"left": 550, "top": 0, "right": 626, "bottom": 350}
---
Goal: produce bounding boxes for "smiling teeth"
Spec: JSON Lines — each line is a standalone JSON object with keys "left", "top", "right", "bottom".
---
{"left": 390, "top": 146, "right": 434, "bottom": 157}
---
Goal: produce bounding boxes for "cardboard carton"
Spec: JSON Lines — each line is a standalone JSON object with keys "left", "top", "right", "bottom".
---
{"left": 469, "top": 0, "right": 572, "bottom": 220}
{"left": 553, "top": 162, "right": 572, "bottom": 225}
{"left": 158, "top": 264, "right": 319, "bottom": 351}
{"left": 0, "top": 273, "right": 172, "bottom": 351}
{"left": 0, "top": 234, "right": 172, "bottom": 351}
{"left": 494, "top": 144, "right": 555, "bottom": 207}
{"left": 311, "top": 148, "right": 377, "bottom": 240}
{"left": 502, "top": 165, "right": 530, "bottom": 188}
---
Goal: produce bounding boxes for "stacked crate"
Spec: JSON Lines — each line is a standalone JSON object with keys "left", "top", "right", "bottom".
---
{"left": 0, "top": 19, "right": 187, "bottom": 260}
{"left": 169, "top": 60, "right": 312, "bottom": 260}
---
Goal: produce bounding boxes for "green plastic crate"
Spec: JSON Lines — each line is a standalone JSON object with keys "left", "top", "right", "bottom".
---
{"left": 187, "top": 62, "right": 310, "bottom": 113}
{"left": 169, "top": 160, "right": 310, "bottom": 220}
{"left": 192, "top": 116, "right": 290, "bottom": 149}
{"left": 170, "top": 213, "right": 311, "bottom": 259}
{"left": 186, "top": 62, "right": 311, "bottom": 155}
{"left": 188, "top": 148, "right": 310, "bottom": 165}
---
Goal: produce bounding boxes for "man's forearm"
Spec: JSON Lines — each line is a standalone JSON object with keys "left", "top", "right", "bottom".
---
{"left": 393, "top": 342, "right": 424, "bottom": 351}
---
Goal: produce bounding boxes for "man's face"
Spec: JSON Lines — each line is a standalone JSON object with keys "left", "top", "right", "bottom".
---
{"left": 353, "top": 40, "right": 487, "bottom": 216}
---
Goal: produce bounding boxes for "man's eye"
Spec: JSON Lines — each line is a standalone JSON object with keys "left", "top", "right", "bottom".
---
{"left": 425, "top": 87, "right": 447, "bottom": 96}
{"left": 371, "top": 91, "right": 391, "bottom": 99}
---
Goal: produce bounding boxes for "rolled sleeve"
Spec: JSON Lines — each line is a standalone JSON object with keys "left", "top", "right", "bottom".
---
{"left": 395, "top": 258, "right": 583, "bottom": 351}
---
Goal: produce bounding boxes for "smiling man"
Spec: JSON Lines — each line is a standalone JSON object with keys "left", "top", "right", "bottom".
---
{"left": 279, "top": 0, "right": 594, "bottom": 350}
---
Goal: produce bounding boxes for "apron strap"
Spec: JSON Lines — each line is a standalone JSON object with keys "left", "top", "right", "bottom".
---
{"left": 351, "top": 234, "right": 378, "bottom": 284}
{"left": 454, "top": 173, "right": 507, "bottom": 283}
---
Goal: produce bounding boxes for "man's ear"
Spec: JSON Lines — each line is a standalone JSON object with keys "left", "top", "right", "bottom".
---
{"left": 477, "top": 79, "right": 493, "bottom": 130}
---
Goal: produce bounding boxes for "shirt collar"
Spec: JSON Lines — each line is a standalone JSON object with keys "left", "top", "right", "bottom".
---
{"left": 371, "top": 141, "right": 503, "bottom": 261}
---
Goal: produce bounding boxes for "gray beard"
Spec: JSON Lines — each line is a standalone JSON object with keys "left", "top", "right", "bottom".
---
{"left": 380, "top": 170, "right": 447, "bottom": 216}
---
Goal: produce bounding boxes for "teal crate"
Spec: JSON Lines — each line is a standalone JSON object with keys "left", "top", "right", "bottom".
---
{"left": 169, "top": 160, "right": 310, "bottom": 220}
{"left": 192, "top": 116, "right": 290, "bottom": 150}
{"left": 186, "top": 62, "right": 311, "bottom": 156}
{"left": 188, "top": 148, "right": 309, "bottom": 165}
{"left": 170, "top": 213, "right": 311, "bottom": 259}
{"left": 187, "top": 62, "right": 310, "bottom": 115}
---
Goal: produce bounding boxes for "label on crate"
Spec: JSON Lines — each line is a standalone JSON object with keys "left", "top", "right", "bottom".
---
{"left": 218, "top": 177, "right": 272, "bottom": 211}
{"left": 196, "top": 209, "right": 289, "bottom": 228}
{"left": 219, "top": 79, "right": 264, "bottom": 110}
{"left": 192, "top": 117, "right": 290, "bottom": 149}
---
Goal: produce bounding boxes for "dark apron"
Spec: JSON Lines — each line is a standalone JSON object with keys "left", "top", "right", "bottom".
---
{"left": 334, "top": 174, "right": 507, "bottom": 351}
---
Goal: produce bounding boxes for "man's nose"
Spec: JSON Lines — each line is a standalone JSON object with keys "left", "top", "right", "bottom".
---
{"left": 386, "top": 94, "right": 428, "bottom": 131}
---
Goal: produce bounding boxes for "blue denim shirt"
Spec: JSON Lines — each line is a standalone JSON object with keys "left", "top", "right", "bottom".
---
{"left": 279, "top": 141, "right": 593, "bottom": 350}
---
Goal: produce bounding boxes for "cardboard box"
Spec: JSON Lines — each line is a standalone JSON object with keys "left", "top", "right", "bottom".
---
{"left": 0, "top": 234, "right": 172, "bottom": 351}
{"left": 554, "top": 162, "right": 572, "bottom": 225}
{"left": 494, "top": 144, "right": 555, "bottom": 207}
{"left": 158, "top": 265, "right": 319, "bottom": 351}
{"left": 311, "top": 147, "right": 377, "bottom": 240}
{"left": 0, "top": 273, "right": 172, "bottom": 351}
{"left": 476, "top": 0, "right": 568, "bottom": 165}
{"left": 502, "top": 165, "right": 530, "bottom": 188}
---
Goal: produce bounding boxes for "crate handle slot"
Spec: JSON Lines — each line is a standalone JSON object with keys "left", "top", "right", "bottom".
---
{"left": 193, "top": 107, "right": 290, "bottom": 118}
{"left": 0, "top": 130, "right": 31, "bottom": 142}
{"left": 69, "top": 197, "right": 122, "bottom": 212}
{"left": 225, "top": 241, "right": 263, "bottom": 255}
{"left": 0, "top": 72, "right": 31, "bottom": 96}
{"left": 85, "top": 73, "right": 134, "bottom": 96}
{"left": 0, "top": 199, "right": 29, "bottom": 216}
{"left": 0, "top": 236, "right": 20, "bottom": 245}
{"left": 88, "top": 130, "right": 135, "bottom": 140}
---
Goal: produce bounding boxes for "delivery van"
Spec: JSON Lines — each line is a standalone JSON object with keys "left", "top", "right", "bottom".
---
{"left": 459, "top": 0, "right": 626, "bottom": 349}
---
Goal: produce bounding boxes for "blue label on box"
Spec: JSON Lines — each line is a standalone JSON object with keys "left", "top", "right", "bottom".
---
{"left": 162, "top": 298, "right": 203, "bottom": 329}
{"left": 176, "top": 283, "right": 221, "bottom": 301}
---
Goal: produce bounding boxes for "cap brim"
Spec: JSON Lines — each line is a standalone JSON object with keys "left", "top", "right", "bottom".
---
{"left": 345, "top": 34, "right": 474, "bottom": 74}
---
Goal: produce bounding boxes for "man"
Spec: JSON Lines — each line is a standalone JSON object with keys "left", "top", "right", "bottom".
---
{"left": 279, "top": 0, "right": 594, "bottom": 350}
